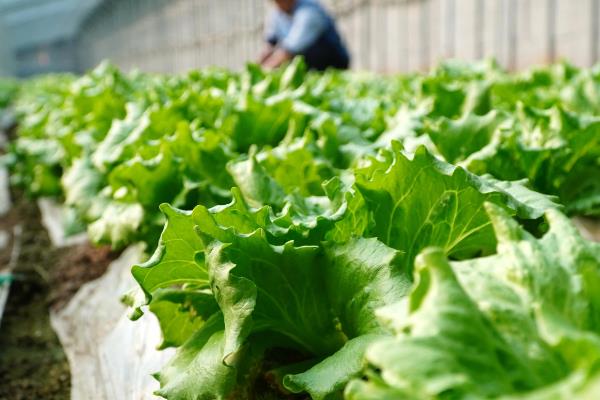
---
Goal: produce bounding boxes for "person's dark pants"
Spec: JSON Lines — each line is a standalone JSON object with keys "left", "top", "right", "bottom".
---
{"left": 301, "top": 35, "right": 350, "bottom": 71}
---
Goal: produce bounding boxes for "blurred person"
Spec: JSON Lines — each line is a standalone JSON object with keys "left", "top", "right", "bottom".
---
{"left": 260, "top": 0, "right": 350, "bottom": 71}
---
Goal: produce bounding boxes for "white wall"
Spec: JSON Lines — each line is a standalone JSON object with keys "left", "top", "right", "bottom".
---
{"left": 75, "top": 0, "right": 600, "bottom": 74}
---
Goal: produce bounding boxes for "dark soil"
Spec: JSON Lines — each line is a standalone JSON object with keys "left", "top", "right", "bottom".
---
{"left": 49, "top": 244, "right": 119, "bottom": 311}
{"left": 0, "top": 195, "right": 69, "bottom": 400}
{"left": 0, "top": 192, "right": 117, "bottom": 399}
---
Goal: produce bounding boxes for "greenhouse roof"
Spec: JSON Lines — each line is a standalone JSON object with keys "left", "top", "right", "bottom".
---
{"left": 0, "top": 0, "right": 100, "bottom": 49}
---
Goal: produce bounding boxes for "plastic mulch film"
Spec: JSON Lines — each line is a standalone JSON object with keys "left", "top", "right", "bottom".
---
{"left": 37, "top": 198, "right": 88, "bottom": 248}
{"left": 0, "top": 139, "right": 18, "bottom": 325}
{"left": 0, "top": 131, "right": 10, "bottom": 216}
{"left": 50, "top": 244, "right": 174, "bottom": 400}
{"left": 0, "top": 167, "right": 9, "bottom": 217}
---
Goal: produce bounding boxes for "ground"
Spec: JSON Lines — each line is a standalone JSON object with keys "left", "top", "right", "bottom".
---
{"left": 0, "top": 192, "right": 116, "bottom": 400}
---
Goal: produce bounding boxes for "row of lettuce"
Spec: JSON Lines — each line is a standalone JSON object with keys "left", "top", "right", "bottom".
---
{"left": 2, "top": 59, "right": 600, "bottom": 399}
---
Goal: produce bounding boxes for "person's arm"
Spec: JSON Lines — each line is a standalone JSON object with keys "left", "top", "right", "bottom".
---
{"left": 262, "top": 7, "right": 328, "bottom": 69}
{"left": 262, "top": 47, "right": 293, "bottom": 69}
{"left": 259, "top": 43, "right": 276, "bottom": 64}
{"left": 260, "top": 10, "right": 280, "bottom": 65}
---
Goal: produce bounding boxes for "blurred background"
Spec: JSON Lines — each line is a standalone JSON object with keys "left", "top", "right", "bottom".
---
{"left": 0, "top": 0, "right": 598, "bottom": 77}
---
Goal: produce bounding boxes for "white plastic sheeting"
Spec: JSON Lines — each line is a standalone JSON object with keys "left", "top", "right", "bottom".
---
{"left": 0, "top": 168, "right": 9, "bottom": 217}
{"left": 0, "top": 128, "right": 10, "bottom": 216}
{"left": 50, "top": 244, "right": 174, "bottom": 400}
{"left": 0, "top": 129, "right": 14, "bottom": 325}
{"left": 0, "top": 279, "right": 9, "bottom": 326}
{"left": 32, "top": 186, "right": 173, "bottom": 399}
{"left": 37, "top": 198, "right": 87, "bottom": 248}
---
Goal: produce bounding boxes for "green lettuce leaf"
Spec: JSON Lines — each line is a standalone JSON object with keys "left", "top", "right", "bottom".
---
{"left": 340, "top": 142, "right": 558, "bottom": 272}
{"left": 347, "top": 203, "right": 600, "bottom": 399}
